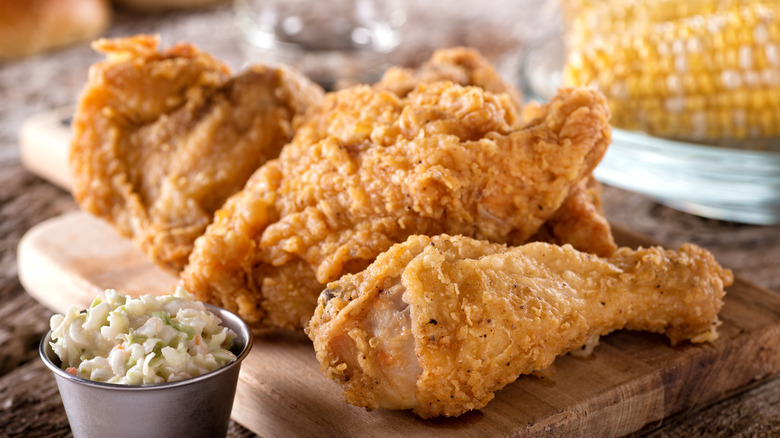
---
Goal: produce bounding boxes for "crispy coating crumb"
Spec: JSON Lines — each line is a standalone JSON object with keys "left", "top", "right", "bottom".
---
{"left": 531, "top": 175, "right": 617, "bottom": 256}
{"left": 374, "top": 46, "right": 522, "bottom": 109}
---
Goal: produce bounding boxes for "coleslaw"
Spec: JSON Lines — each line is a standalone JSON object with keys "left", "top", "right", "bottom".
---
{"left": 48, "top": 288, "right": 237, "bottom": 384}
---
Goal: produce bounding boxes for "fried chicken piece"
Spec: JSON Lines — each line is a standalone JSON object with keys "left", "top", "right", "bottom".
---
{"left": 307, "top": 234, "right": 733, "bottom": 418}
{"left": 69, "top": 35, "right": 324, "bottom": 271}
{"left": 181, "top": 84, "right": 611, "bottom": 329}
{"left": 530, "top": 175, "right": 617, "bottom": 256}
{"left": 374, "top": 46, "right": 522, "bottom": 109}
{"left": 376, "top": 48, "right": 616, "bottom": 256}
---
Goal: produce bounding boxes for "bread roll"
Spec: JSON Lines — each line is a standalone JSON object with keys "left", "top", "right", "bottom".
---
{"left": 0, "top": 0, "right": 111, "bottom": 59}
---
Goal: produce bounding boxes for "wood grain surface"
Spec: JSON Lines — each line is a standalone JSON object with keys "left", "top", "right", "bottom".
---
{"left": 17, "top": 211, "right": 780, "bottom": 437}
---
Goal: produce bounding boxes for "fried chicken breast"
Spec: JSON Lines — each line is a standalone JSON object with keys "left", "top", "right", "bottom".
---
{"left": 307, "top": 234, "right": 733, "bottom": 418}
{"left": 181, "top": 84, "right": 611, "bottom": 329}
{"left": 69, "top": 35, "right": 324, "bottom": 271}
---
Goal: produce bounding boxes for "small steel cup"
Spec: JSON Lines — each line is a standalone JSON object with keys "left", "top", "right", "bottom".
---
{"left": 40, "top": 304, "right": 253, "bottom": 438}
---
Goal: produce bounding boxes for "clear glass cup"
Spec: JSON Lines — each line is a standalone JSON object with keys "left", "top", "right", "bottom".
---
{"left": 234, "top": 0, "right": 406, "bottom": 89}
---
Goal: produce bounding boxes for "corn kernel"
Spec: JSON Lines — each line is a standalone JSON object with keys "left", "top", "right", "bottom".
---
{"left": 638, "top": 75, "right": 655, "bottom": 97}
{"left": 712, "top": 31, "right": 726, "bottom": 50}
{"left": 688, "top": 53, "right": 704, "bottom": 72}
{"left": 754, "top": 47, "right": 769, "bottom": 69}
{"left": 754, "top": 23, "right": 769, "bottom": 44}
{"left": 699, "top": 73, "right": 716, "bottom": 94}
{"left": 738, "top": 28, "right": 754, "bottom": 45}
{"left": 725, "top": 48, "right": 740, "bottom": 69}
{"left": 766, "top": 43, "right": 780, "bottom": 66}
{"left": 749, "top": 89, "right": 766, "bottom": 109}
{"left": 721, "top": 69, "right": 743, "bottom": 89}
{"left": 738, "top": 45, "right": 754, "bottom": 69}
{"left": 733, "top": 89, "right": 750, "bottom": 108}
{"left": 768, "top": 22, "right": 780, "bottom": 40}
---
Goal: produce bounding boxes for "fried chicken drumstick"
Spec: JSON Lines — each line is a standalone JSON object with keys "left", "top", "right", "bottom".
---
{"left": 181, "top": 84, "right": 611, "bottom": 329}
{"left": 69, "top": 35, "right": 323, "bottom": 271}
{"left": 307, "top": 234, "right": 733, "bottom": 418}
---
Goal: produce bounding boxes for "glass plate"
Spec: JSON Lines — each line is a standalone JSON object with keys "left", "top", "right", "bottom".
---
{"left": 518, "top": 37, "right": 780, "bottom": 225}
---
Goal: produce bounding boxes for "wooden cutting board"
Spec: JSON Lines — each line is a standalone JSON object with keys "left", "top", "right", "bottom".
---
{"left": 18, "top": 211, "right": 780, "bottom": 437}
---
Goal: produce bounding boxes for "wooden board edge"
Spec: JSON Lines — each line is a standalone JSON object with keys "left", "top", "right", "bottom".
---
{"left": 17, "top": 211, "right": 179, "bottom": 314}
{"left": 18, "top": 106, "right": 74, "bottom": 191}
{"left": 17, "top": 215, "right": 103, "bottom": 313}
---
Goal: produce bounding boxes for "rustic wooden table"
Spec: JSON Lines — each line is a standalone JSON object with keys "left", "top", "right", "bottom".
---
{"left": 1, "top": 3, "right": 779, "bottom": 437}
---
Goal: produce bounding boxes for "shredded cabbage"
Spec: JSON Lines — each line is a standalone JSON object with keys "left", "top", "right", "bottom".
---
{"left": 49, "top": 288, "right": 237, "bottom": 384}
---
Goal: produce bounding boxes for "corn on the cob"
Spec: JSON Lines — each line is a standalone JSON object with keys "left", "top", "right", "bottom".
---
{"left": 561, "top": 0, "right": 780, "bottom": 145}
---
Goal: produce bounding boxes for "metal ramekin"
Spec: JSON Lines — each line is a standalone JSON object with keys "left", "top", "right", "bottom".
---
{"left": 40, "top": 304, "right": 253, "bottom": 438}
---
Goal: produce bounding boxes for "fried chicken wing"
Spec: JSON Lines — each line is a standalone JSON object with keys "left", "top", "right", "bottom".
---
{"left": 376, "top": 47, "right": 616, "bottom": 256}
{"left": 307, "top": 234, "right": 733, "bottom": 418}
{"left": 181, "top": 84, "right": 611, "bottom": 329}
{"left": 69, "top": 35, "right": 324, "bottom": 271}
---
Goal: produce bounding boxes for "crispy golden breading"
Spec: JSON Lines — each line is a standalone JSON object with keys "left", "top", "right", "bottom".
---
{"left": 69, "top": 35, "right": 324, "bottom": 271}
{"left": 374, "top": 46, "right": 522, "bottom": 109}
{"left": 307, "top": 234, "right": 733, "bottom": 418}
{"left": 374, "top": 47, "right": 617, "bottom": 256}
{"left": 181, "top": 84, "right": 611, "bottom": 329}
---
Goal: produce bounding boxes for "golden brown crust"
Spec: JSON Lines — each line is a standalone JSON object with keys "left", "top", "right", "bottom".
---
{"left": 307, "top": 234, "right": 733, "bottom": 418}
{"left": 374, "top": 48, "right": 616, "bottom": 255}
{"left": 69, "top": 35, "right": 324, "bottom": 271}
{"left": 181, "top": 84, "right": 612, "bottom": 329}
{"left": 374, "top": 46, "right": 522, "bottom": 110}
{"left": 530, "top": 175, "right": 617, "bottom": 256}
